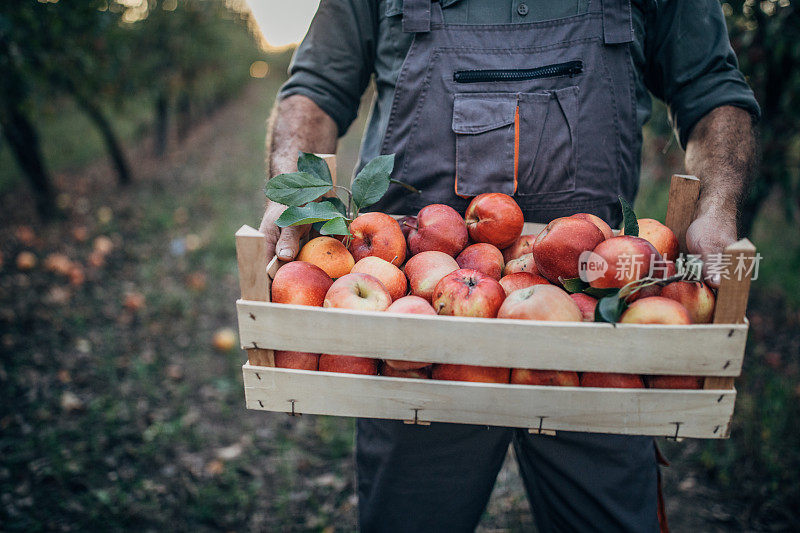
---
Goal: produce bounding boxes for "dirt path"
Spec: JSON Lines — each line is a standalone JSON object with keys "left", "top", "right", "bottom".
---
{"left": 0, "top": 77, "right": 770, "bottom": 531}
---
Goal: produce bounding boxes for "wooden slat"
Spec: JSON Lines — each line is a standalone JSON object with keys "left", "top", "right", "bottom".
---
{"left": 235, "top": 225, "right": 274, "bottom": 367}
{"left": 705, "top": 238, "right": 756, "bottom": 389}
{"left": 664, "top": 174, "right": 700, "bottom": 253}
{"left": 242, "top": 365, "right": 735, "bottom": 439}
{"left": 237, "top": 300, "right": 747, "bottom": 376}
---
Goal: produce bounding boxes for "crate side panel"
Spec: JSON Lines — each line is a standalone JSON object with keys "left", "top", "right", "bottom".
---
{"left": 242, "top": 366, "right": 735, "bottom": 439}
{"left": 237, "top": 301, "right": 746, "bottom": 376}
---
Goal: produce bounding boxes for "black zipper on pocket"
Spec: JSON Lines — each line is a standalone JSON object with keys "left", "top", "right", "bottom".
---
{"left": 454, "top": 60, "right": 583, "bottom": 83}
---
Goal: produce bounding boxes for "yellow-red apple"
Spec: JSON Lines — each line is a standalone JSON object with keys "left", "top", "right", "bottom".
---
{"left": 511, "top": 369, "right": 580, "bottom": 386}
{"left": 464, "top": 193, "right": 524, "bottom": 249}
{"left": 456, "top": 243, "right": 504, "bottom": 280}
{"left": 432, "top": 363, "right": 510, "bottom": 383}
{"left": 323, "top": 272, "right": 392, "bottom": 311}
{"left": 380, "top": 362, "right": 430, "bottom": 379}
{"left": 404, "top": 251, "right": 459, "bottom": 302}
{"left": 502, "top": 234, "right": 536, "bottom": 262}
{"left": 349, "top": 212, "right": 406, "bottom": 266}
{"left": 623, "top": 218, "right": 679, "bottom": 261}
{"left": 351, "top": 256, "right": 407, "bottom": 301}
{"left": 272, "top": 261, "right": 333, "bottom": 306}
{"left": 660, "top": 281, "right": 716, "bottom": 324}
{"left": 620, "top": 296, "right": 691, "bottom": 325}
{"left": 407, "top": 204, "right": 468, "bottom": 257}
{"left": 499, "top": 272, "right": 550, "bottom": 296}
{"left": 497, "top": 285, "right": 583, "bottom": 322}
{"left": 297, "top": 236, "right": 355, "bottom": 278}
{"left": 580, "top": 373, "right": 644, "bottom": 388}
{"left": 533, "top": 217, "right": 605, "bottom": 283}
{"left": 274, "top": 350, "right": 319, "bottom": 371}
{"left": 319, "top": 354, "right": 378, "bottom": 375}
{"left": 503, "top": 252, "right": 539, "bottom": 275}
{"left": 432, "top": 269, "right": 506, "bottom": 318}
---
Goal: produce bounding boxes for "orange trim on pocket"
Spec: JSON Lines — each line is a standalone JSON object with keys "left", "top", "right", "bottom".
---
{"left": 513, "top": 104, "right": 520, "bottom": 194}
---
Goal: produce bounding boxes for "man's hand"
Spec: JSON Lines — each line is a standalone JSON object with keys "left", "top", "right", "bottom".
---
{"left": 684, "top": 105, "right": 757, "bottom": 288}
{"left": 262, "top": 94, "right": 338, "bottom": 260}
{"left": 259, "top": 200, "right": 310, "bottom": 261}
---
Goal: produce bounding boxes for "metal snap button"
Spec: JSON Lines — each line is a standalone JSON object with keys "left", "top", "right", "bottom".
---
{"left": 517, "top": 3, "right": 529, "bottom": 16}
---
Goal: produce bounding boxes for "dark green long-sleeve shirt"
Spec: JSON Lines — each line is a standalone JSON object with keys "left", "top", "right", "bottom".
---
{"left": 279, "top": 0, "right": 759, "bottom": 163}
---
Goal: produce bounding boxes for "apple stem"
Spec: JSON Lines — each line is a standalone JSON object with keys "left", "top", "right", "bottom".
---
{"left": 403, "top": 220, "right": 418, "bottom": 230}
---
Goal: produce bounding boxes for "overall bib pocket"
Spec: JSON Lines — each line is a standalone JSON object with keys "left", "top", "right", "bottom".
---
{"left": 452, "top": 93, "right": 517, "bottom": 197}
{"left": 451, "top": 87, "right": 579, "bottom": 198}
{"left": 517, "top": 86, "right": 579, "bottom": 196}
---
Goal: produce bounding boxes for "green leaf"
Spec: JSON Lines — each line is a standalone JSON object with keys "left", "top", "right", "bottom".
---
{"left": 312, "top": 197, "right": 348, "bottom": 232}
{"left": 583, "top": 286, "right": 620, "bottom": 299}
{"left": 297, "top": 152, "right": 333, "bottom": 185}
{"left": 619, "top": 196, "right": 639, "bottom": 237}
{"left": 319, "top": 217, "right": 350, "bottom": 236}
{"left": 559, "top": 277, "right": 588, "bottom": 293}
{"left": 594, "top": 293, "right": 627, "bottom": 323}
{"left": 390, "top": 178, "right": 421, "bottom": 195}
{"left": 275, "top": 201, "right": 344, "bottom": 227}
{"left": 266, "top": 172, "right": 333, "bottom": 207}
{"left": 351, "top": 154, "right": 395, "bottom": 211}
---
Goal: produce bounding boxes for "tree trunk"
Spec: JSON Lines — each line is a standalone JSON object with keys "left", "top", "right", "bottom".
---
{"left": 177, "top": 90, "right": 191, "bottom": 142}
{"left": 0, "top": 104, "right": 57, "bottom": 219}
{"left": 72, "top": 92, "right": 132, "bottom": 185}
{"left": 154, "top": 91, "right": 169, "bottom": 157}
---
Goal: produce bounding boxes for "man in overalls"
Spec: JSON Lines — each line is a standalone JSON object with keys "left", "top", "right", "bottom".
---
{"left": 259, "top": 1, "right": 759, "bottom": 531}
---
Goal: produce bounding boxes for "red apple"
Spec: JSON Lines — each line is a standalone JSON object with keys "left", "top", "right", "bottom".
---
{"left": 619, "top": 296, "right": 692, "bottom": 325}
{"left": 499, "top": 272, "right": 550, "bottom": 296}
{"left": 511, "top": 369, "right": 580, "bottom": 386}
{"left": 570, "top": 213, "right": 614, "bottom": 240}
{"left": 580, "top": 373, "right": 644, "bottom": 388}
{"left": 456, "top": 243, "right": 504, "bottom": 280}
{"left": 464, "top": 193, "right": 524, "bottom": 249}
{"left": 432, "top": 364, "right": 510, "bottom": 383}
{"left": 383, "top": 296, "right": 435, "bottom": 370}
{"left": 432, "top": 269, "right": 506, "bottom": 318}
{"left": 502, "top": 234, "right": 536, "bottom": 262}
{"left": 497, "top": 285, "right": 583, "bottom": 322}
{"left": 503, "top": 253, "right": 539, "bottom": 275}
{"left": 319, "top": 354, "right": 378, "bottom": 375}
{"left": 403, "top": 251, "right": 459, "bottom": 302}
{"left": 645, "top": 375, "right": 703, "bottom": 389}
{"left": 660, "top": 281, "right": 716, "bottom": 324}
{"left": 588, "top": 236, "right": 661, "bottom": 289}
{"left": 349, "top": 212, "right": 407, "bottom": 266}
{"left": 351, "top": 256, "right": 407, "bottom": 301}
{"left": 271, "top": 261, "right": 333, "bottom": 306}
{"left": 274, "top": 350, "right": 319, "bottom": 371}
{"left": 533, "top": 217, "right": 605, "bottom": 283}
{"left": 407, "top": 204, "right": 468, "bottom": 257}
{"left": 323, "top": 273, "right": 392, "bottom": 311}
{"left": 569, "top": 293, "right": 598, "bottom": 321}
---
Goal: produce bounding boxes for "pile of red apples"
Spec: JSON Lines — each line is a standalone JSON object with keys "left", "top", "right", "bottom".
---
{"left": 269, "top": 193, "right": 715, "bottom": 390}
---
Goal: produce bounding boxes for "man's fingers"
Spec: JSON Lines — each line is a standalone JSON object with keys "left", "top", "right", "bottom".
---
{"left": 275, "top": 224, "right": 309, "bottom": 260}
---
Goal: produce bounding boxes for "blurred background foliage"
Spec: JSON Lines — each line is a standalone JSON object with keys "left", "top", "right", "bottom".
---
{"left": 0, "top": 0, "right": 798, "bottom": 530}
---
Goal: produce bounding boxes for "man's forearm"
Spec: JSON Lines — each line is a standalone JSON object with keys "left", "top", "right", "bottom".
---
{"left": 684, "top": 105, "right": 757, "bottom": 227}
{"left": 267, "top": 94, "right": 338, "bottom": 177}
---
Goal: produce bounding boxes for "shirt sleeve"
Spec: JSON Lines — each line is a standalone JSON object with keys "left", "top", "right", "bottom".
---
{"left": 644, "top": 0, "right": 760, "bottom": 148}
{"left": 278, "top": 0, "right": 378, "bottom": 137}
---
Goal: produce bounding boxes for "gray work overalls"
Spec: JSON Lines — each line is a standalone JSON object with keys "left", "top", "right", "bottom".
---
{"left": 358, "top": 1, "right": 661, "bottom": 531}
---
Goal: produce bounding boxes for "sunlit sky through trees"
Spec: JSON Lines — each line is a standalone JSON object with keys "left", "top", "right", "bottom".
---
{"left": 244, "top": 0, "right": 319, "bottom": 48}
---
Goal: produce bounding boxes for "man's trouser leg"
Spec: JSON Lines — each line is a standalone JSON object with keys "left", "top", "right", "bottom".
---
{"left": 513, "top": 430, "right": 660, "bottom": 532}
{"left": 356, "top": 419, "right": 512, "bottom": 532}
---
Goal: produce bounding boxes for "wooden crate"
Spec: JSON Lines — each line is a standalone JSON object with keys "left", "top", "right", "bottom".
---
{"left": 235, "top": 172, "right": 755, "bottom": 439}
